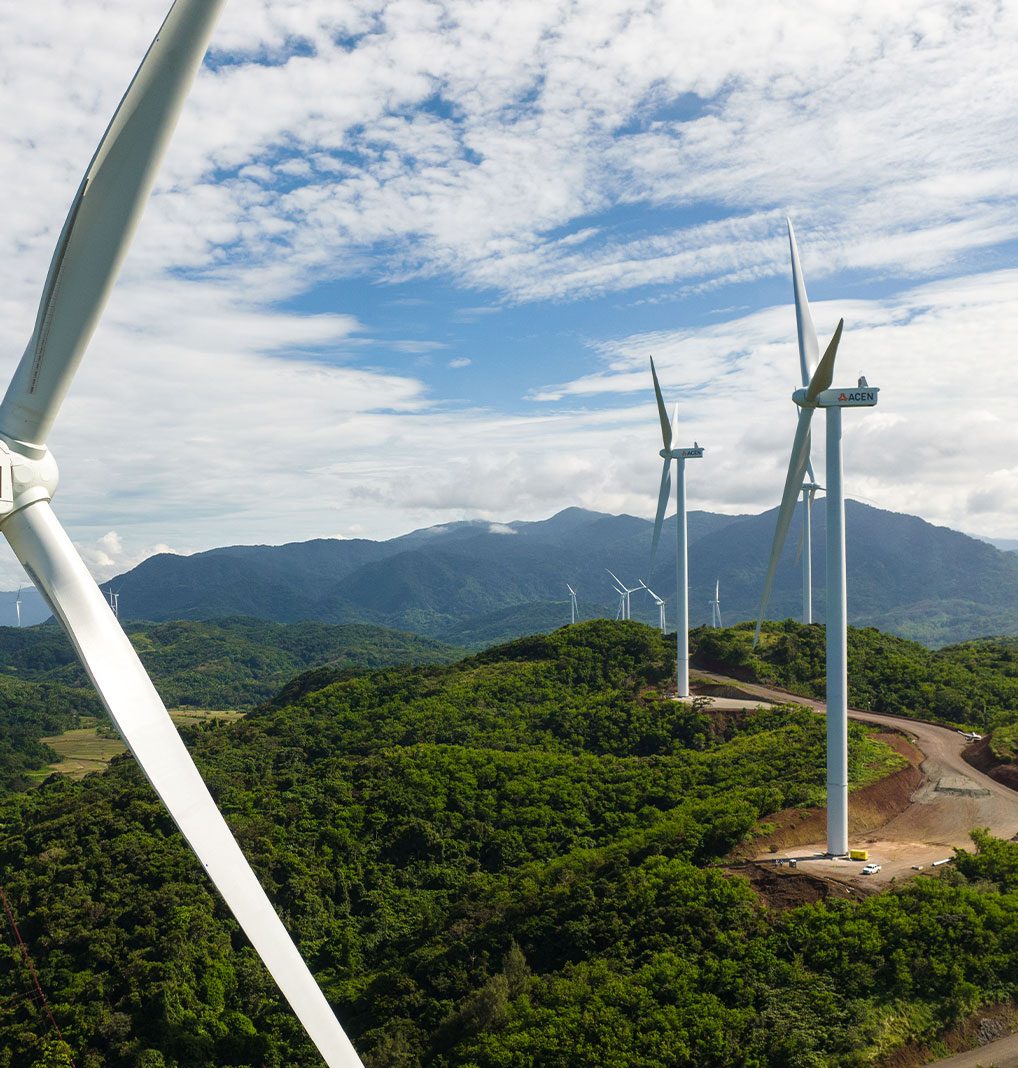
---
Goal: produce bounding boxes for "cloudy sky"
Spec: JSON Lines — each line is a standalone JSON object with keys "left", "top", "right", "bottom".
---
{"left": 1, "top": 0, "right": 1017, "bottom": 588}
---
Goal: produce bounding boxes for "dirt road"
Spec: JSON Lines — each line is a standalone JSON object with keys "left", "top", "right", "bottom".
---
{"left": 924, "top": 1034, "right": 1018, "bottom": 1068}
{"left": 694, "top": 671, "right": 1018, "bottom": 883}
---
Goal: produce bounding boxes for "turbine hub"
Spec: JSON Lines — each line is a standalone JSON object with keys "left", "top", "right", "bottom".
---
{"left": 0, "top": 435, "right": 59, "bottom": 523}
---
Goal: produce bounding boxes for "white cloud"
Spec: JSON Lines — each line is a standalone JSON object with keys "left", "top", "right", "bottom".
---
{"left": 448, "top": 357, "right": 471, "bottom": 368}
{"left": 0, "top": 0, "right": 1017, "bottom": 592}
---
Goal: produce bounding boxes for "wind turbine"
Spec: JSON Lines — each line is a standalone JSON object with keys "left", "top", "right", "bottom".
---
{"left": 641, "top": 583, "right": 667, "bottom": 632}
{"left": 566, "top": 583, "right": 579, "bottom": 624}
{"left": 754, "top": 219, "right": 880, "bottom": 857}
{"left": 709, "top": 580, "right": 722, "bottom": 629}
{"left": 14, "top": 587, "right": 22, "bottom": 628}
{"left": 606, "top": 569, "right": 642, "bottom": 621}
{"left": 3, "top": 3, "right": 362, "bottom": 1065}
{"left": 649, "top": 358, "right": 703, "bottom": 698}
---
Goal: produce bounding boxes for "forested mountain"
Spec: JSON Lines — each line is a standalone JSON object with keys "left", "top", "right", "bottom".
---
{"left": 8, "top": 502, "right": 1016, "bottom": 647}
{"left": 2, "top": 621, "right": 1018, "bottom": 1066}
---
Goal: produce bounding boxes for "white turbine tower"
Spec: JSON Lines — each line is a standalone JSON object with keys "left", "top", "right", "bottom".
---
{"left": 14, "top": 587, "right": 22, "bottom": 628}
{"left": 709, "top": 580, "right": 722, "bottom": 629}
{"left": 649, "top": 357, "right": 703, "bottom": 698}
{"left": 754, "top": 219, "right": 880, "bottom": 857}
{"left": 797, "top": 462, "right": 823, "bottom": 624}
{"left": 566, "top": 583, "right": 579, "bottom": 624}
{"left": 3, "top": 3, "right": 363, "bottom": 1065}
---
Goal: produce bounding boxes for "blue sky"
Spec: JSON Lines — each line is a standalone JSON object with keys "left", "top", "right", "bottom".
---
{"left": 2, "top": 0, "right": 1018, "bottom": 586}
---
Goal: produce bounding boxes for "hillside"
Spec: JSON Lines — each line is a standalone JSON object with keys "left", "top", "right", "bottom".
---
{"left": 693, "top": 620, "right": 1018, "bottom": 731}
{"left": 0, "top": 619, "right": 464, "bottom": 794}
{"left": 12, "top": 502, "right": 1018, "bottom": 647}
{"left": 0, "top": 618, "right": 465, "bottom": 710}
{"left": 2, "top": 621, "right": 1018, "bottom": 1066}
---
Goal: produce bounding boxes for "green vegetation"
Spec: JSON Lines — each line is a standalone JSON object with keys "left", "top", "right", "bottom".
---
{"left": 0, "top": 618, "right": 466, "bottom": 709}
{"left": 693, "top": 619, "right": 1018, "bottom": 732}
{"left": 0, "top": 675, "right": 102, "bottom": 793}
{"left": 0, "top": 620, "right": 1006, "bottom": 1067}
{"left": 31, "top": 727, "right": 127, "bottom": 783}
{"left": 0, "top": 619, "right": 464, "bottom": 793}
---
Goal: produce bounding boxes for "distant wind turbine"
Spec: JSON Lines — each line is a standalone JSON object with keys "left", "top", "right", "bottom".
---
{"left": 649, "top": 357, "right": 703, "bottom": 698}
{"left": 796, "top": 462, "right": 823, "bottom": 624}
{"left": 754, "top": 219, "right": 880, "bottom": 857}
{"left": 607, "top": 569, "right": 643, "bottom": 621}
{"left": 14, "top": 587, "right": 22, "bottom": 628}
{"left": 566, "top": 583, "right": 579, "bottom": 624}
{"left": 641, "top": 582, "right": 667, "bottom": 632}
{"left": 709, "top": 580, "right": 722, "bottom": 629}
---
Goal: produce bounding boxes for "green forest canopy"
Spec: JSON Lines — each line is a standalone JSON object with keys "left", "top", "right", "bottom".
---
{"left": 0, "top": 621, "right": 1016, "bottom": 1066}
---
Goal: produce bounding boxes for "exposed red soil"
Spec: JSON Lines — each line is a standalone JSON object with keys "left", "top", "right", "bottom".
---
{"left": 725, "top": 731, "right": 923, "bottom": 910}
{"left": 729, "top": 731, "right": 922, "bottom": 862}
{"left": 727, "top": 861, "right": 872, "bottom": 910}
{"left": 963, "top": 736, "right": 1018, "bottom": 790}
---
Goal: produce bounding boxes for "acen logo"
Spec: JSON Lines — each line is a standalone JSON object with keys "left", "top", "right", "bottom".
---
{"left": 838, "top": 392, "right": 847, "bottom": 401}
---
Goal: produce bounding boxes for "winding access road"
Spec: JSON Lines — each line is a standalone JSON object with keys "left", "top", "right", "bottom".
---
{"left": 695, "top": 670, "right": 1018, "bottom": 882}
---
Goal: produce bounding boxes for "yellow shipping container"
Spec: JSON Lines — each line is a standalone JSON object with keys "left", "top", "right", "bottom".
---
{"left": 849, "top": 849, "right": 868, "bottom": 861}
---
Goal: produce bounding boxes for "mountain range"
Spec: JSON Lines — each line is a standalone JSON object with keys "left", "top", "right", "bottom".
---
{"left": 3, "top": 502, "right": 1017, "bottom": 647}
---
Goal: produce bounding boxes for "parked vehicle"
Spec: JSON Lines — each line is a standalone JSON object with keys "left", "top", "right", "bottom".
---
{"left": 861, "top": 863, "right": 882, "bottom": 875}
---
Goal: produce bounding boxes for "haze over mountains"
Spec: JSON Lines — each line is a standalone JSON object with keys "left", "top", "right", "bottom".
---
{"left": 4, "top": 502, "right": 1018, "bottom": 647}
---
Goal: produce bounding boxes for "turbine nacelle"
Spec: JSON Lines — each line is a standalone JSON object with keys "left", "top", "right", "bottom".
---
{"left": 0, "top": 437, "right": 59, "bottom": 517}
{"left": 792, "top": 381, "right": 880, "bottom": 408}
{"left": 660, "top": 444, "right": 704, "bottom": 460}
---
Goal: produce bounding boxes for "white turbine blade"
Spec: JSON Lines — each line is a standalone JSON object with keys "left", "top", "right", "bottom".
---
{"left": 787, "top": 218, "right": 819, "bottom": 388}
{"left": 566, "top": 583, "right": 575, "bottom": 596}
{"left": 805, "top": 319, "right": 843, "bottom": 404}
{"left": 649, "top": 357, "right": 672, "bottom": 451}
{"left": 606, "top": 568, "right": 626, "bottom": 589}
{"left": 3, "top": 502, "right": 363, "bottom": 1068}
{"left": 649, "top": 458, "right": 671, "bottom": 566}
{"left": 0, "top": 0, "right": 226, "bottom": 448}
{"left": 753, "top": 407, "right": 815, "bottom": 647}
